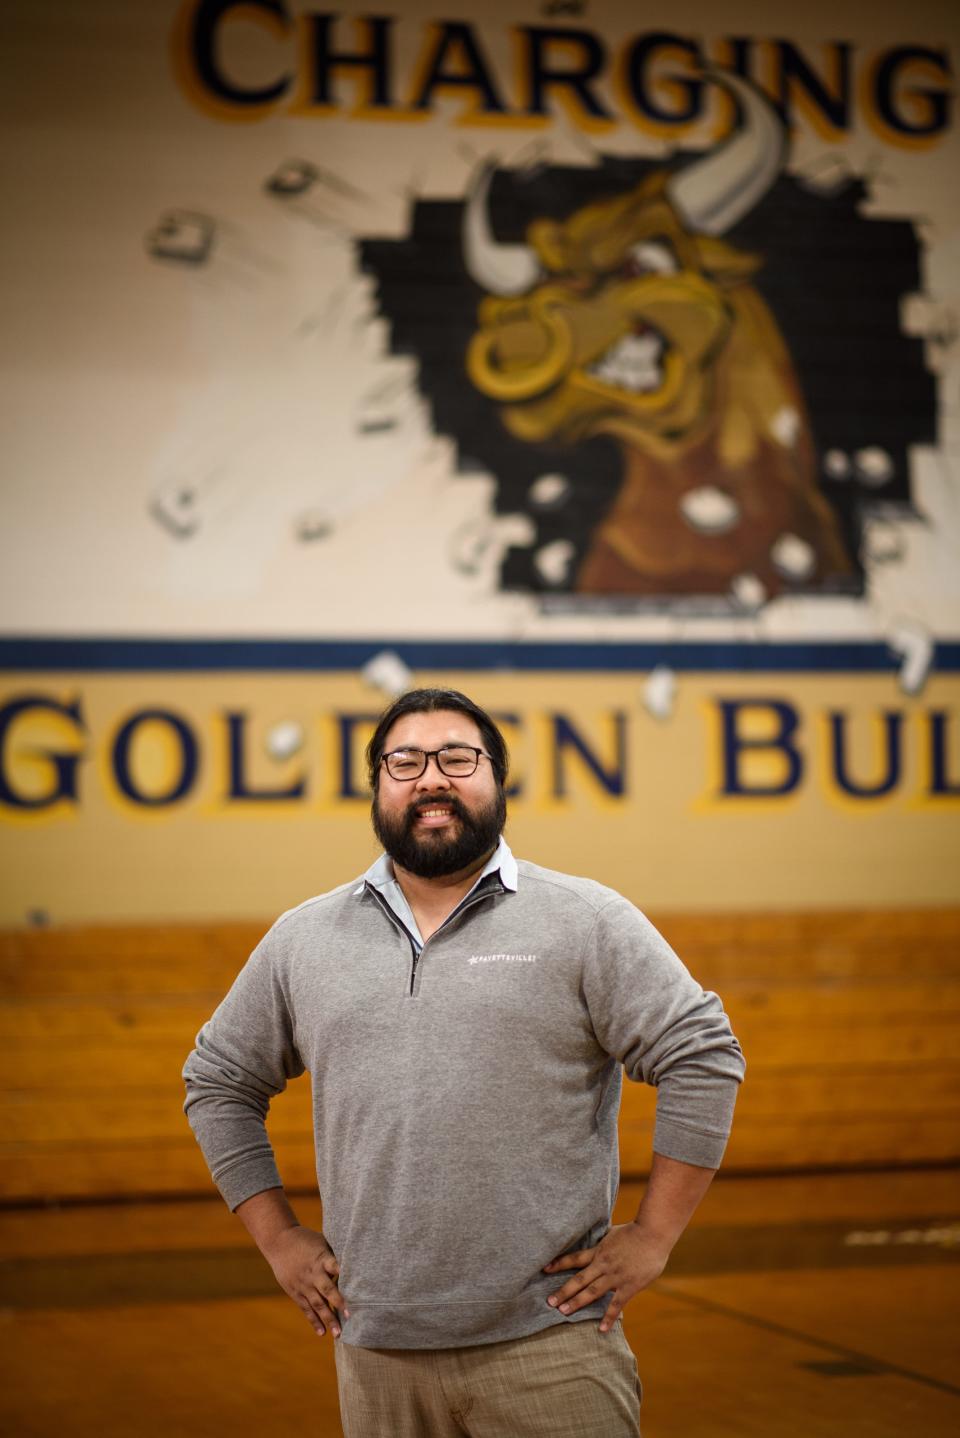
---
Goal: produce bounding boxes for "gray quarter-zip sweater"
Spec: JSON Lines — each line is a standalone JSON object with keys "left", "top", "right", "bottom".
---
{"left": 182, "top": 841, "right": 744, "bottom": 1349}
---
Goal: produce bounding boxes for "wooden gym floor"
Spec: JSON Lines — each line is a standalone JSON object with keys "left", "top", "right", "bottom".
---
{"left": 2, "top": 1165, "right": 958, "bottom": 1437}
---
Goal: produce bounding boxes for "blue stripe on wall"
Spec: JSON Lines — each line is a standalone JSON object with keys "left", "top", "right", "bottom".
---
{"left": 1, "top": 637, "right": 959, "bottom": 673}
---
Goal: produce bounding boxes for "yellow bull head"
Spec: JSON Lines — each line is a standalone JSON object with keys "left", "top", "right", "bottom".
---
{"left": 463, "top": 72, "right": 853, "bottom": 599}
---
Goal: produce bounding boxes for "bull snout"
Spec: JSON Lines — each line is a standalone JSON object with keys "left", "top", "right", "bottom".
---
{"left": 467, "top": 292, "right": 574, "bottom": 402}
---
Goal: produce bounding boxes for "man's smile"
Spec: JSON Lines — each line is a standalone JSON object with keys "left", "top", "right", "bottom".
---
{"left": 413, "top": 805, "right": 457, "bottom": 828}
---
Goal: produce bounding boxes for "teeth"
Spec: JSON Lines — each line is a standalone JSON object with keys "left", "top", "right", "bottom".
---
{"left": 587, "top": 331, "right": 664, "bottom": 393}
{"left": 419, "top": 808, "right": 452, "bottom": 818}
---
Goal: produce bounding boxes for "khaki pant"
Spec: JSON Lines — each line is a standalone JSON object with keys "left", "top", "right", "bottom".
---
{"left": 334, "top": 1318, "right": 641, "bottom": 1437}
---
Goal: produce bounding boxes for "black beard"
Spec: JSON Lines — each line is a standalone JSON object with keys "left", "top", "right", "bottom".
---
{"left": 371, "top": 787, "right": 506, "bottom": 879}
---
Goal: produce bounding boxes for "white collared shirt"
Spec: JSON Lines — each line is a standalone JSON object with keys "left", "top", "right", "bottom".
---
{"left": 355, "top": 835, "right": 518, "bottom": 949}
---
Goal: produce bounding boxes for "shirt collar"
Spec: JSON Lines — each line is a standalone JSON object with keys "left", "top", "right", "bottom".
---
{"left": 354, "top": 835, "right": 518, "bottom": 896}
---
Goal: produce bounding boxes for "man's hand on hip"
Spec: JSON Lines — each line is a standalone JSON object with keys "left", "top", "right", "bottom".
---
{"left": 543, "top": 1223, "right": 670, "bottom": 1333}
{"left": 264, "top": 1226, "right": 350, "bottom": 1338}
{"left": 543, "top": 1153, "right": 719, "bottom": 1332}
{"left": 235, "top": 1188, "right": 349, "bottom": 1339}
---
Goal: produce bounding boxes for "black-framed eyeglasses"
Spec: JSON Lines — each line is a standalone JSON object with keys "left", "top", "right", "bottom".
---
{"left": 380, "top": 746, "right": 490, "bottom": 781}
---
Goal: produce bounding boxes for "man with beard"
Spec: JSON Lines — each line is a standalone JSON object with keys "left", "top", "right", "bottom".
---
{"left": 183, "top": 687, "right": 744, "bottom": 1437}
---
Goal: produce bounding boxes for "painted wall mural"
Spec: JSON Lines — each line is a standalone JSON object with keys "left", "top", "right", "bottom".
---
{"left": 362, "top": 72, "right": 934, "bottom": 604}
{"left": 0, "top": 0, "right": 957, "bottom": 920}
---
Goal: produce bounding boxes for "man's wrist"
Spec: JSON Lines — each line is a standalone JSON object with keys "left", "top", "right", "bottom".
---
{"left": 258, "top": 1220, "right": 303, "bottom": 1261}
{"left": 629, "top": 1214, "right": 678, "bottom": 1254}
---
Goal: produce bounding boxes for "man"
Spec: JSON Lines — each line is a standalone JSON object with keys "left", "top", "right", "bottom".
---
{"left": 183, "top": 687, "right": 744, "bottom": 1437}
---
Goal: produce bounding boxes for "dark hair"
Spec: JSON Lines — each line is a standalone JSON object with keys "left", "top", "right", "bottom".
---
{"left": 366, "top": 688, "right": 509, "bottom": 789}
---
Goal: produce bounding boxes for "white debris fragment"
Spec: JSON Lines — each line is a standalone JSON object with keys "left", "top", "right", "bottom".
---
{"left": 449, "top": 521, "right": 493, "bottom": 577}
{"left": 529, "top": 473, "right": 571, "bottom": 508}
{"left": 900, "top": 293, "right": 959, "bottom": 345}
{"left": 854, "top": 447, "right": 894, "bottom": 486}
{"left": 149, "top": 485, "right": 201, "bottom": 538}
{"left": 730, "top": 572, "right": 767, "bottom": 611}
{"left": 643, "top": 665, "right": 677, "bottom": 721}
{"left": 266, "top": 721, "right": 304, "bottom": 760}
{"left": 823, "top": 449, "right": 851, "bottom": 480}
{"left": 770, "top": 405, "right": 801, "bottom": 448}
{"left": 294, "top": 509, "right": 333, "bottom": 542}
{"left": 794, "top": 152, "right": 854, "bottom": 196}
{"left": 771, "top": 532, "right": 816, "bottom": 581}
{"left": 266, "top": 159, "right": 319, "bottom": 196}
{"left": 146, "top": 209, "right": 215, "bottom": 265}
{"left": 863, "top": 519, "right": 905, "bottom": 565}
{"left": 448, "top": 514, "right": 535, "bottom": 578}
{"left": 362, "top": 650, "right": 413, "bottom": 699}
{"left": 680, "top": 485, "right": 740, "bottom": 536}
{"left": 533, "top": 539, "right": 576, "bottom": 585}
{"left": 887, "top": 618, "right": 933, "bottom": 696}
{"left": 496, "top": 514, "right": 537, "bottom": 547}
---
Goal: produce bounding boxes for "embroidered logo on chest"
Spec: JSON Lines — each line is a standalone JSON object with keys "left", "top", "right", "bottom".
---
{"left": 468, "top": 953, "right": 537, "bottom": 965}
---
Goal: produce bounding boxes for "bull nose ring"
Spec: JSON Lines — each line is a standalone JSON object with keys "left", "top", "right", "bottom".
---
{"left": 466, "top": 306, "right": 574, "bottom": 402}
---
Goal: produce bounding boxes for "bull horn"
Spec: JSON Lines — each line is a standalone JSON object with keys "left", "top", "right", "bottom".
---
{"left": 667, "top": 69, "right": 787, "bottom": 236}
{"left": 463, "top": 161, "right": 541, "bottom": 296}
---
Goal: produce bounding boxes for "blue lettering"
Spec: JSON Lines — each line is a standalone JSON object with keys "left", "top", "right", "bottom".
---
{"left": 337, "top": 713, "right": 380, "bottom": 799}
{"left": 0, "top": 694, "right": 85, "bottom": 810}
{"left": 410, "top": 21, "right": 508, "bottom": 113}
{"left": 872, "top": 46, "right": 951, "bottom": 138}
{"left": 622, "top": 32, "right": 704, "bottom": 125}
{"left": 718, "top": 699, "right": 803, "bottom": 796}
{"left": 928, "top": 710, "right": 960, "bottom": 796}
{"left": 551, "top": 712, "right": 626, "bottom": 798}
{"left": 112, "top": 709, "right": 199, "bottom": 807}
{"left": 225, "top": 712, "right": 306, "bottom": 801}
{"left": 307, "top": 14, "right": 395, "bottom": 108}
{"left": 829, "top": 711, "right": 902, "bottom": 798}
{"left": 518, "top": 25, "right": 612, "bottom": 120}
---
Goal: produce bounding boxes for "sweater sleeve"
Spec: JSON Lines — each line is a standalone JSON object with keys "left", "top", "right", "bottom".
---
{"left": 182, "top": 926, "right": 305, "bottom": 1210}
{"left": 581, "top": 895, "right": 745, "bottom": 1169}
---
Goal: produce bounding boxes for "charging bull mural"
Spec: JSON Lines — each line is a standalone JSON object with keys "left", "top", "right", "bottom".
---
{"left": 361, "top": 70, "right": 936, "bottom": 608}
{"left": 463, "top": 73, "right": 852, "bottom": 599}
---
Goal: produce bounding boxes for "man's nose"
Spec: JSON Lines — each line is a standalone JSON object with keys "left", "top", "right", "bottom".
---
{"left": 415, "top": 756, "right": 452, "bottom": 790}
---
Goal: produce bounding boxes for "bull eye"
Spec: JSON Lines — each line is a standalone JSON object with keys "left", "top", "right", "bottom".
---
{"left": 623, "top": 241, "right": 679, "bottom": 278}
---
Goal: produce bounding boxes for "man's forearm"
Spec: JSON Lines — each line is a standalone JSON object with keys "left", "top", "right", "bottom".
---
{"left": 183, "top": 1036, "right": 287, "bottom": 1211}
{"left": 632, "top": 1150, "right": 716, "bottom": 1251}
{"left": 235, "top": 1186, "right": 302, "bottom": 1259}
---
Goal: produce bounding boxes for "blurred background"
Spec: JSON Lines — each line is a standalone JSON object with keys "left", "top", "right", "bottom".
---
{"left": 1, "top": 0, "right": 958, "bottom": 1432}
